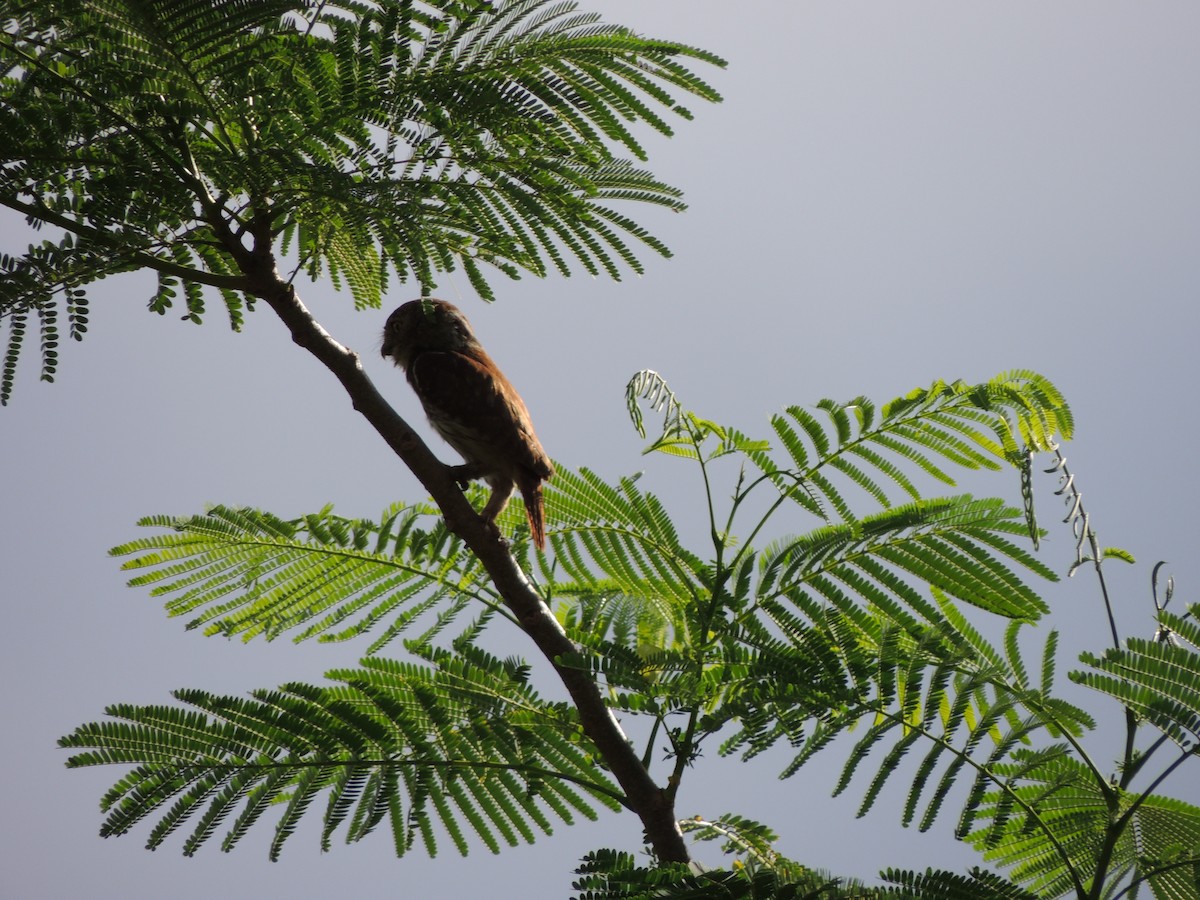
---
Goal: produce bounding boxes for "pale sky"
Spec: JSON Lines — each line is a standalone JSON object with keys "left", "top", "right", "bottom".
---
{"left": 4, "top": 3, "right": 1199, "bottom": 898}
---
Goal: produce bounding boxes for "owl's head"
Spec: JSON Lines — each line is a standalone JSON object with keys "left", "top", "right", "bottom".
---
{"left": 381, "top": 299, "right": 478, "bottom": 369}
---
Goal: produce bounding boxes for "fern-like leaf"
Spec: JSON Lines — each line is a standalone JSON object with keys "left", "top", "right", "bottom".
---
{"left": 1072, "top": 626, "right": 1200, "bottom": 749}
{"left": 879, "top": 867, "right": 1038, "bottom": 899}
{"left": 109, "top": 503, "right": 489, "bottom": 652}
{"left": 60, "top": 650, "right": 620, "bottom": 858}
{"left": 572, "top": 847, "right": 871, "bottom": 899}
{"left": 746, "top": 373, "right": 1072, "bottom": 533}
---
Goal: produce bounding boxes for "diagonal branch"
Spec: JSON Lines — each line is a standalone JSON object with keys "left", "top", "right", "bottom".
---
{"left": 248, "top": 268, "right": 689, "bottom": 863}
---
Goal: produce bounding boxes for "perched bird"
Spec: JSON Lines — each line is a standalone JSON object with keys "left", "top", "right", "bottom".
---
{"left": 381, "top": 299, "right": 554, "bottom": 549}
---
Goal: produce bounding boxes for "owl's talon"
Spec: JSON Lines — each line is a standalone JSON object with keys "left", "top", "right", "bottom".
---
{"left": 447, "top": 462, "right": 481, "bottom": 491}
{"left": 480, "top": 517, "right": 508, "bottom": 546}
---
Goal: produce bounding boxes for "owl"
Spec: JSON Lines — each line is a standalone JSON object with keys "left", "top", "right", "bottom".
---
{"left": 381, "top": 299, "right": 554, "bottom": 549}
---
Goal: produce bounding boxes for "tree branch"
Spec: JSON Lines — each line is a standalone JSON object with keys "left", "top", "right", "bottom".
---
{"left": 250, "top": 271, "right": 689, "bottom": 864}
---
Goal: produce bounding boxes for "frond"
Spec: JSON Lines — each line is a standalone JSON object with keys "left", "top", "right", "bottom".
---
{"left": 745, "top": 373, "right": 1072, "bottom": 527}
{"left": 624, "top": 369, "right": 771, "bottom": 461}
{"left": 757, "top": 495, "right": 1057, "bottom": 624}
{"left": 679, "top": 814, "right": 781, "bottom": 867}
{"left": 1071, "top": 624, "right": 1200, "bottom": 748}
{"left": 879, "top": 867, "right": 1039, "bottom": 899}
{"left": 716, "top": 614, "right": 865, "bottom": 741}
{"left": 558, "top": 591, "right": 673, "bottom": 658}
{"left": 1125, "top": 794, "right": 1200, "bottom": 900}
{"left": 59, "top": 650, "right": 620, "bottom": 858}
{"left": 625, "top": 369, "right": 685, "bottom": 442}
{"left": 109, "top": 503, "right": 490, "bottom": 653}
{"left": 554, "top": 591, "right": 684, "bottom": 709}
{"left": 545, "top": 466, "right": 707, "bottom": 623}
{"left": 960, "top": 753, "right": 1106, "bottom": 896}
{"left": 572, "top": 847, "right": 871, "bottom": 900}
{"left": 1, "top": 237, "right": 100, "bottom": 405}
{"left": 957, "top": 757, "right": 1200, "bottom": 897}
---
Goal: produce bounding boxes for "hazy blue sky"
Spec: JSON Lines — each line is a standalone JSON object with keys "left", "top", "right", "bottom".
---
{"left": 4, "top": 3, "right": 1199, "bottom": 897}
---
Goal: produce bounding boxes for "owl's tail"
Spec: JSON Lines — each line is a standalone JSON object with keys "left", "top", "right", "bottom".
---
{"left": 521, "top": 481, "right": 547, "bottom": 551}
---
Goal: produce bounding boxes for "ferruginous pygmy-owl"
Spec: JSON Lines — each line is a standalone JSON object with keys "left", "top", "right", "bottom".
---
{"left": 381, "top": 299, "right": 554, "bottom": 549}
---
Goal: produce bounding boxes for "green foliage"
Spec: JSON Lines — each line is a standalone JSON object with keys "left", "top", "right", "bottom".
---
{"left": 572, "top": 847, "right": 873, "bottom": 899}
{"left": 60, "top": 369, "right": 1200, "bottom": 896}
{"left": 0, "top": 0, "right": 724, "bottom": 401}
{"left": 60, "top": 641, "right": 620, "bottom": 860}
{"left": 109, "top": 502, "right": 492, "bottom": 653}
{"left": 879, "top": 867, "right": 1039, "bottom": 899}
{"left": 1072, "top": 609, "right": 1200, "bottom": 749}
{"left": 963, "top": 769, "right": 1200, "bottom": 898}
{"left": 680, "top": 814, "right": 784, "bottom": 866}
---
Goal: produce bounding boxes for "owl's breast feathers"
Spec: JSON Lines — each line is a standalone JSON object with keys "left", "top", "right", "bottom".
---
{"left": 407, "top": 349, "right": 553, "bottom": 481}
